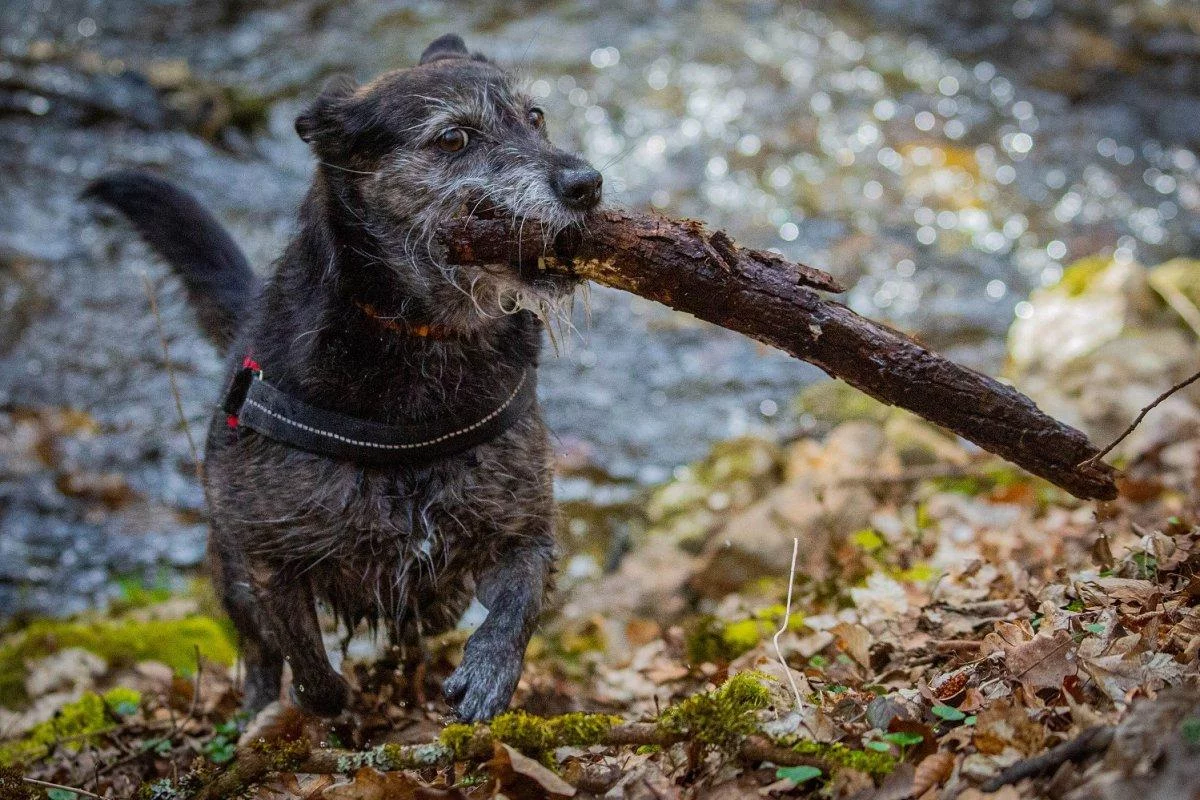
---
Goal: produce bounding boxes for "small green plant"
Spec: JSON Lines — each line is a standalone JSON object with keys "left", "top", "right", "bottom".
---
{"left": 1181, "top": 717, "right": 1200, "bottom": 746}
{"left": 203, "top": 719, "right": 240, "bottom": 764}
{"left": 776, "top": 765, "right": 822, "bottom": 784}
{"left": 931, "top": 704, "right": 966, "bottom": 722}
{"left": 880, "top": 730, "right": 924, "bottom": 760}
{"left": 1131, "top": 552, "right": 1157, "bottom": 580}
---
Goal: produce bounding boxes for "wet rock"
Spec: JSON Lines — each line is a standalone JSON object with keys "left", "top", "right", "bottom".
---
{"left": 0, "top": 50, "right": 165, "bottom": 128}
{"left": 1007, "top": 256, "right": 1200, "bottom": 453}
{"left": 690, "top": 422, "right": 897, "bottom": 599}
{"left": 23, "top": 647, "right": 105, "bottom": 698}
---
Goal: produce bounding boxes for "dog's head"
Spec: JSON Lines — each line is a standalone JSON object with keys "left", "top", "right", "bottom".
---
{"left": 295, "top": 35, "right": 598, "bottom": 330}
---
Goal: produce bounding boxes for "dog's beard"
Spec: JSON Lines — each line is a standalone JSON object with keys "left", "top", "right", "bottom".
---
{"left": 493, "top": 272, "right": 585, "bottom": 352}
{"left": 380, "top": 165, "right": 589, "bottom": 342}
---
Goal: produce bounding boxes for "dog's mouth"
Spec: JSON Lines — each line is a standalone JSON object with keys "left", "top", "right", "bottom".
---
{"left": 515, "top": 219, "right": 586, "bottom": 291}
{"left": 455, "top": 199, "right": 589, "bottom": 292}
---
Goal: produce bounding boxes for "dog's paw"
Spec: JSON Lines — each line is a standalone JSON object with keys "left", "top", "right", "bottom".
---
{"left": 442, "top": 639, "right": 523, "bottom": 722}
{"left": 290, "top": 673, "right": 350, "bottom": 718}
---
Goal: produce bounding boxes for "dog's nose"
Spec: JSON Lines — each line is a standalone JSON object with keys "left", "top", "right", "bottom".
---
{"left": 552, "top": 166, "right": 602, "bottom": 210}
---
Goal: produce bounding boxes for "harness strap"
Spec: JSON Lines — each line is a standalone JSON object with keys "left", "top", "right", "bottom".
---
{"left": 222, "top": 362, "right": 536, "bottom": 465}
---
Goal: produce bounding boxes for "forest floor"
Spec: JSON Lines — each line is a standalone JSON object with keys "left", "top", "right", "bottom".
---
{"left": 2, "top": 255, "right": 1199, "bottom": 799}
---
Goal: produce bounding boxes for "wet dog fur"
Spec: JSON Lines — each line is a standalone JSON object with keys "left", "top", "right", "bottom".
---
{"left": 86, "top": 34, "right": 602, "bottom": 721}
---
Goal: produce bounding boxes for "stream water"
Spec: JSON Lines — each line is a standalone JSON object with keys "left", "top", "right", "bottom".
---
{"left": 1, "top": 0, "right": 1198, "bottom": 616}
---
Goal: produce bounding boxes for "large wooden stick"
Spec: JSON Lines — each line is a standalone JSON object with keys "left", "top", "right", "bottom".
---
{"left": 440, "top": 209, "right": 1118, "bottom": 500}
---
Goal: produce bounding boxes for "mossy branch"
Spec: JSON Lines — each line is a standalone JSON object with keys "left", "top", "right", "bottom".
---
{"left": 186, "top": 674, "right": 869, "bottom": 798}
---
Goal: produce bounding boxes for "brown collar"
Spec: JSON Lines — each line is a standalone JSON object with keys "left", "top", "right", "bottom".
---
{"left": 355, "top": 301, "right": 458, "bottom": 340}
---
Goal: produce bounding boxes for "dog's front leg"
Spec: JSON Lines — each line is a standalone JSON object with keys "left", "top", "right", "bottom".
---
{"left": 252, "top": 567, "right": 350, "bottom": 717}
{"left": 442, "top": 540, "right": 553, "bottom": 721}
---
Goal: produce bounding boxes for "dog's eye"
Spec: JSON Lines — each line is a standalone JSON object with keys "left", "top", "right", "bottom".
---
{"left": 527, "top": 107, "right": 545, "bottom": 130}
{"left": 436, "top": 128, "right": 469, "bottom": 153}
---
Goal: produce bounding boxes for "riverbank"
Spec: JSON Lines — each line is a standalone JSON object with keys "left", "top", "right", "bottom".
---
{"left": 2, "top": 251, "right": 1198, "bottom": 798}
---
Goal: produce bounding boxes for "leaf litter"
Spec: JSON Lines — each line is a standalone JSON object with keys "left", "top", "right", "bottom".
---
{"left": 3, "top": 258, "right": 1200, "bottom": 798}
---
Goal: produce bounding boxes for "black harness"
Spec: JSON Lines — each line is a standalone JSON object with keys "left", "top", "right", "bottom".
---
{"left": 221, "top": 357, "right": 536, "bottom": 465}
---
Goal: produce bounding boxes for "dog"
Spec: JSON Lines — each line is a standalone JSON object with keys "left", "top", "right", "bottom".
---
{"left": 86, "top": 33, "right": 602, "bottom": 722}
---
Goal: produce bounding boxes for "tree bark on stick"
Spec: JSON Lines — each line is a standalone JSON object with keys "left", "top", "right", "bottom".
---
{"left": 440, "top": 209, "right": 1118, "bottom": 500}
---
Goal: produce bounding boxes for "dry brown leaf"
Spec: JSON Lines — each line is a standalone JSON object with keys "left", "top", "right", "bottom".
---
{"left": 625, "top": 618, "right": 662, "bottom": 646}
{"left": 860, "top": 763, "right": 915, "bottom": 800}
{"left": 489, "top": 742, "right": 576, "bottom": 798}
{"left": 956, "top": 788, "right": 1021, "bottom": 800}
{"left": 831, "top": 621, "right": 872, "bottom": 668}
{"left": 1075, "top": 577, "right": 1161, "bottom": 609}
{"left": 254, "top": 773, "right": 335, "bottom": 800}
{"left": 993, "top": 627, "right": 1077, "bottom": 695}
{"left": 911, "top": 751, "right": 955, "bottom": 797}
{"left": 973, "top": 698, "right": 1046, "bottom": 757}
{"left": 320, "top": 767, "right": 418, "bottom": 800}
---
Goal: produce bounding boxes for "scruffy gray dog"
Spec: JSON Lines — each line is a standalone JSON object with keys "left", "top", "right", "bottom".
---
{"left": 87, "top": 34, "right": 603, "bottom": 721}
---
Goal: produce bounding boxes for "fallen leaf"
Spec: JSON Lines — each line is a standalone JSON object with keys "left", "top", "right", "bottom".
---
{"left": 911, "top": 751, "right": 954, "bottom": 797}
{"left": 489, "top": 743, "right": 575, "bottom": 798}
{"left": 1075, "top": 578, "right": 1161, "bottom": 609}
{"left": 321, "top": 767, "right": 418, "bottom": 800}
{"left": 973, "top": 698, "right": 1046, "bottom": 757}
{"left": 831, "top": 621, "right": 872, "bottom": 668}
{"left": 992, "top": 627, "right": 1077, "bottom": 695}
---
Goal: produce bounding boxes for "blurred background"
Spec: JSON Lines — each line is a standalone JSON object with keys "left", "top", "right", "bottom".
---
{"left": 1, "top": 0, "right": 1198, "bottom": 618}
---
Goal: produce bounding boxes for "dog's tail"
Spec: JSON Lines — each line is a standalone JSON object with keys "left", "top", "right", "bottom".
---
{"left": 84, "top": 170, "right": 260, "bottom": 350}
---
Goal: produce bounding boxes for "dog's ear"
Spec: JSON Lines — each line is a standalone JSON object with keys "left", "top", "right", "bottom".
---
{"left": 295, "top": 74, "right": 358, "bottom": 148}
{"left": 419, "top": 34, "right": 470, "bottom": 65}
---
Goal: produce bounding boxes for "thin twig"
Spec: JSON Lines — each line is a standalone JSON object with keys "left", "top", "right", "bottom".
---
{"left": 773, "top": 537, "right": 805, "bottom": 713}
{"left": 981, "top": 725, "right": 1113, "bottom": 791}
{"left": 23, "top": 777, "right": 106, "bottom": 799}
{"left": 140, "top": 273, "right": 202, "bottom": 481}
{"left": 189, "top": 643, "right": 203, "bottom": 720}
{"left": 1081, "top": 367, "right": 1200, "bottom": 468}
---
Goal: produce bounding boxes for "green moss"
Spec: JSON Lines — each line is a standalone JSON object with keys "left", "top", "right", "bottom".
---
{"left": 465, "top": 711, "right": 622, "bottom": 760}
{"left": 685, "top": 616, "right": 730, "bottom": 664}
{"left": 0, "top": 615, "right": 236, "bottom": 709}
{"left": 489, "top": 710, "right": 555, "bottom": 754}
{"left": 719, "top": 620, "right": 765, "bottom": 657}
{"left": 686, "top": 608, "right": 805, "bottom": 664}
{"left": 1056, "top": 255, "right": 1114, "bottom": 297}
{"left": 889, "top": 563, "right": 939, "bottom": 584}
{"left": 783, "top": 738, "right": 897, "bottom": 778}
{"left": 659, "top": 672, "right": 772, "bottom": 750}
{"left": 439, "top": 723, "right": 480, "bottom": 760}
{"left": 852, "top": 529, "right": 886, "bottom": 553}
{"left": 108, "top": 577, "right": 174, "bottom": 615}
{"left": 247, "top": 737, "right": 308, "bottom": 771}
{"left": 0, "top": 688, "right": 140, "bottom": 766}
{"left": 546, "top": 712, "right": 622, "bottom": 746}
